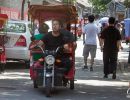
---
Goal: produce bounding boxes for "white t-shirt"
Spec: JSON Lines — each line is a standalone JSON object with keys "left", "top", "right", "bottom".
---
{"left": 34, "top": 29, "right": 40, "bottom": 35}
{"left": 83, "top": 23, "right": 100, "bottom": 45}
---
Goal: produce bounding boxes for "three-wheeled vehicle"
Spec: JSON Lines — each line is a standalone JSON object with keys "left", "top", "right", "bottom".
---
{"left": 28, "top": 3, "right": 78, "bottom": 97}
{"left": 0, "top": 14, "right": 8, "bottom": 73}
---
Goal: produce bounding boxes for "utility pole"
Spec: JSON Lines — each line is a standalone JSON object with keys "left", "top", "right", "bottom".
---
{"left": 27, "top": 0, "right": 31, "bottom": 21}
{"left": 21, "top": 0, "right": 25, "bottom": 20}
{"left": 91, "top": 5, "right": 93, "bottom": 14}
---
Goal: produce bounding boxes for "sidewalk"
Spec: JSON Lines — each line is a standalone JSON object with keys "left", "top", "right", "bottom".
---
{"left": 75, "top": 39, "right": 130, "bottom": 79}
{"left": 75, "top": 40, "right": 130, "bottom": 88}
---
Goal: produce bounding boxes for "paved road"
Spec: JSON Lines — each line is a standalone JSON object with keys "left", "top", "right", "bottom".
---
{"left": 0, "top": 40, "right": 130, "bottom": 100}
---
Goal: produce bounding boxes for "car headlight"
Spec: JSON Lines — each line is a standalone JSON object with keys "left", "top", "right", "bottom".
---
{"left": 45, "top": 55, "right": 55, "bottom": 65}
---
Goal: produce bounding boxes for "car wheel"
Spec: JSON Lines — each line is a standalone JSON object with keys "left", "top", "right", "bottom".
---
{"left": 0, "top": 63, "right": 5, "bottom": 73}
{"left": 25, "top": 61, "right": 30, "bottom": 69}
{"left": 33, "top": 80, "right": 38, "bottom": 88}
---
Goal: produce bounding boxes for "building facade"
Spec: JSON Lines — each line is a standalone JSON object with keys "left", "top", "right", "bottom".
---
{"left": 107, "top": 1, "right": 126, "bottom": 21}
{"left": 0, "top": 0, "right": 83, "bottom": 20}
{"left": 0, "top": 0, "right": 43, "bottom": 20}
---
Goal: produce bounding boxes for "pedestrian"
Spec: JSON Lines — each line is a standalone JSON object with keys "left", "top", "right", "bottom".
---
{"left": 100, "top": 17, "right": 122, "bottom": 79}
{"left": 83, "top": 15, "right": 100, "bottom": 71}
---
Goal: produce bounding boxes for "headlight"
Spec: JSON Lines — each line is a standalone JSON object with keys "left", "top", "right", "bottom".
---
{"left": 45, "top": 55, "right": 55, "bottom": 65}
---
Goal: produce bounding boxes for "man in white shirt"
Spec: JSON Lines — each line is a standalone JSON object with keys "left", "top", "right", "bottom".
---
{"left": 83, "top": 15, "right": 100, "bottom": 71}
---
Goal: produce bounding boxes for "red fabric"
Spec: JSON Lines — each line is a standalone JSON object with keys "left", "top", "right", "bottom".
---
{"left": 0, "top": 52, "right": 6, "bottom": 63}
{"left": 0, "top": 14, "right": 8, "bottom": 19}
{"left": 30, "top": 66, "right": 37, "bottom": 79}
{"left": 0, "top": 6, "right": 20, "bottom": 20}
{"left": 65, "top": 66, "right": 75, "bottom": 79}
{"left": 30, "top": 61, "right": 43, "bottom": 79}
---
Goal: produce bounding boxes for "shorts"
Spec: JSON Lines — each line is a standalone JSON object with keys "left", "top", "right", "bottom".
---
{"left": 83, "top": 44, "right": 97, "bottom": 58}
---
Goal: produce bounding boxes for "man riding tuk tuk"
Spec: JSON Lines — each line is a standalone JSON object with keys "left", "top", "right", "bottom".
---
{"left": 28, "top": 3, "right": 78, "bottom": 97}
{"left": 0, "top": 14, "right": 8, "bottom": 73}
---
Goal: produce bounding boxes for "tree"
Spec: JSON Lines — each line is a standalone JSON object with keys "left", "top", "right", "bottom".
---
{"left": 89, "top": 0, "right": 111, "bottom": 14}
{"left": 62, "top": 0, "right": 76, "bottom": 4}
{"left": 124, "top": 0, "right": 130, "bottom": 8}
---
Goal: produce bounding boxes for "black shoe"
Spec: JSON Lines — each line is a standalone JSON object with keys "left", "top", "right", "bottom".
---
{"left": 63, "top": 78, "right": 68, "bottom": 87}
{"left": 112, "top": 73, "right": 116, "bottom": 79}
{"left": 83, "top": 66, "right": 88, "bottom": 70}
{"left": 104, "top": 74, "right": 108, "bottom": 78}
{"left": 90, "top": 67, "right": 93, "bottom": 71}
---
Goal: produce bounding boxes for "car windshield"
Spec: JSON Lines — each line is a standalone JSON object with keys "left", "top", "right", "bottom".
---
{"left": 6, "top": 22, "right": 26, "bottom": 33}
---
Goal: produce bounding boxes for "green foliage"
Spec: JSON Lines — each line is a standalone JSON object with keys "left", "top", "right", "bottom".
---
{"left": 89, "top": 0, "right": 111, "bottom": 13}
{"left": 124, "top": 0, "right": 130, "bottom": 8}
{"left": 62, "top": 0, "right": 76, "bottom": 3}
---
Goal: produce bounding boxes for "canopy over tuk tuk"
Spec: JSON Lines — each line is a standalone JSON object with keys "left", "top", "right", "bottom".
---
{"left": 29, "top": 4, "right": 78, "bottom": 94}
{"left": 28, "top": 4, "right": 78, "bottom": 24}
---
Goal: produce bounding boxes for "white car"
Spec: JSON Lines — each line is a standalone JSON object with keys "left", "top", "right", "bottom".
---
{"left": 5, "top": 20, "right": 32, "bottom": 67}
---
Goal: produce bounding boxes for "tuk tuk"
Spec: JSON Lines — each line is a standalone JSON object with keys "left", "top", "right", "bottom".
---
{"left": 0, "top": 14, "right": 8, "bottom": 73}
{"left": 28, "top": 3, "right": 78, "bottom": 97}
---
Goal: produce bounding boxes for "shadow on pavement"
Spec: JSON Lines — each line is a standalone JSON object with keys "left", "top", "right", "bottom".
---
{"left": 0, "top": 57, "right": 129, "bottom": 100}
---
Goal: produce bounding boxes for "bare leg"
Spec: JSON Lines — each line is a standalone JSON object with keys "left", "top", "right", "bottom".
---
{"left": 84, "top": 56, "right": 87, "bottom": 66}
{"left": 91, "top": 58, "right": 94, "bottom": 67}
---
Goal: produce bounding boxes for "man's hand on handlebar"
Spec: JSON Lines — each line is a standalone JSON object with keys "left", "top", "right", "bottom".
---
{"left": 29, "top": 40, "right": 44, "bottom": 50}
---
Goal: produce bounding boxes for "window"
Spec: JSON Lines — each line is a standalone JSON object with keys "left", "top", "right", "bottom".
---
{"left": 6, "top": 23, "right": 26, "bottom": 33}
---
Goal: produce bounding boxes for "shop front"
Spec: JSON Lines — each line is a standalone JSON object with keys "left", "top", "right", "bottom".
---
{"left": 0, "top": 6, "right": 20, "bottom": 20}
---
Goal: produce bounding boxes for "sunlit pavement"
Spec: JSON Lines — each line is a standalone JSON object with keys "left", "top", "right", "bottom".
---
{"left": 0, "top": 39, "right": 130, "bottom": 100}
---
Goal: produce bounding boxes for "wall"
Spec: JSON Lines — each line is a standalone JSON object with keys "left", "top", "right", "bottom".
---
{"left": 0, "top": 0, "right": 43, "bottom": 20}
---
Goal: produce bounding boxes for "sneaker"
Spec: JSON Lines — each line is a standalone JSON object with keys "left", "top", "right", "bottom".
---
{"left": 83, "top": 66, "right": 88, "bottom": 70}
{"left": 112, "top": 73, "right": 116, "bottom": 79}
{"left": 90, "top": 67, "right": 93, "bottom": 71}
{"left": 104, "top": 74, "right": 108, "bottom": 78}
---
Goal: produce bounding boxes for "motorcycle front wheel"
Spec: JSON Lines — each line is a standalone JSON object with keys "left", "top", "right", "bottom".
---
{"left": 33, "top": 80, "right": 38, "bottom": 88}
{"left": 45, "top": 77, "right": 52, "bottom": 97}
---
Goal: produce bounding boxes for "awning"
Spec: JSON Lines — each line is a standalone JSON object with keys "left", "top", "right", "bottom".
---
{"left": 29, "top": 4, "right": 78, "bottom": 22}
{"left": 0, "top": 6, "right": 20, "bottom": 20}
{"left": 0, "top": 14, "right": 8, "bottom": 19}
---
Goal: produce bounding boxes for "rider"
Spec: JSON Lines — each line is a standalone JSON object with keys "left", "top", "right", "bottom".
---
{"left": 60, "top": 22, "right": 77, "bottom": 50}
{"left": 30, "top": 19, "right": 74, "bottom": 74}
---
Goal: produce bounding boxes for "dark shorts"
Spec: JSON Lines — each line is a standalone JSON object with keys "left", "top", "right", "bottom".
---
{"left": 83, "top": 44, "right": 97, "bottom": 58}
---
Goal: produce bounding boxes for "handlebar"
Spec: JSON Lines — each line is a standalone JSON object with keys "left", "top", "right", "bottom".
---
{"left": 37, "top": 45, "right": 45, "bottom": 54}
{"left": 36, "top": 45, "right": 61, "bottom": 54}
